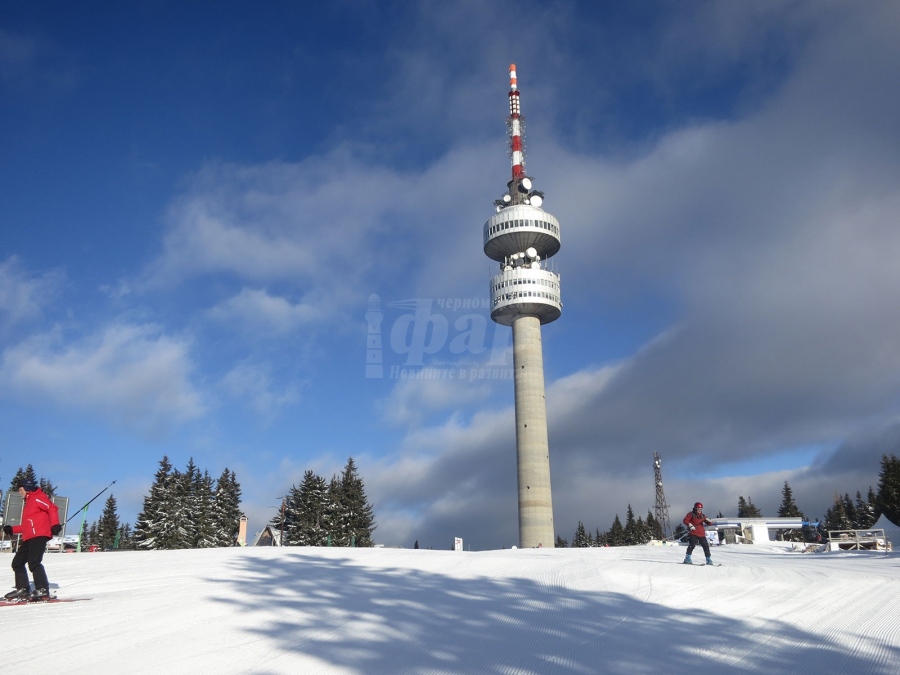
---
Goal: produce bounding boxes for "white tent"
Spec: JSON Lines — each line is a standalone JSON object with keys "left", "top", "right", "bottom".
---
{"left": 873, "top": 514, "right": 900, "bottom": 548}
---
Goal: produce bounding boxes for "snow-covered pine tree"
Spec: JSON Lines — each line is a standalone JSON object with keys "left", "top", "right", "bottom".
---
{"left": 852, "top": 490, "right": 876, "bottom": 529}
{"left": 338, "top": 457, "right": 376, "bottom": 547}
{"left": 213, "top": 468, "right": 243, "bottom": 547}
{"left": 97, "top": 494, "right": 121, "bottom": 550}
{"left": 8, "top": 464, "right": 37, "bottom": 491}
{"left": 876, "top": 453, "right": 900, "bottom": 525}
{"left": 555, "top": 534, "right": 569, "bottom": 548}
{"left": 117, "top": 523, "right": 136, "bottom": 550}
{"left": 7, "top": 465, "right": 56, "bottom": 498}
{"left": 572, "top": 521, "right": 591, "bottom": 547}
{"left": 823, "top": 492, "right": 852, "bottom": 531}
{"left": 326, "top": 474, "right": 344, "bottom": 545}
{"left": 192, "top": 469, "right": 218, "bottom": 548}
{"left": 737, "top": 496, "right": 762, "bottom": 518}
{"left": 292, "top": 470, "right": 330, "bottom": 546}
{"left": 634, "top": 516, "right": 652, "bottom": 544}
{"left": 176, "top": 458, "right": 201, "bottom": 549}
{"left": 646, "top": 511, "right": 663, "bottom": 541}
{"left": 623, "top": 505, "right": 637, "bottom": 545}
{"left": 776, "top": 481, "right": 805, "bottom": 541}
{"left": 608, "top": 514, "right": 625, "bottom": 546}
{"left": 134, "top": 456, "right": 187, "bottom": 549}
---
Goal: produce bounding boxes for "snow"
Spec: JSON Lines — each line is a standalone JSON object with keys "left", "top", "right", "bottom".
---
{"left": 2, "top": 543, "right": 899, "bottom": 674}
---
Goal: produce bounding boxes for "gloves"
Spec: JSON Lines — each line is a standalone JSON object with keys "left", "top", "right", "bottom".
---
{"left": 2, "top": 525, "right": 12, "bottom": 537}
{"left": 689, "top": 524, "right": 696, "bottom": 531}
{"left": 51, "top": 524, "right": 62, "bottom": 536}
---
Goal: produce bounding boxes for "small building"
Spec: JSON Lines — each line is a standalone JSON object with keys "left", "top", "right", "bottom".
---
{"left": 251, "top": 525, "right": 282, "bottom": 547}
{"left": 710, "top": 518, "right": 814, "bottom": 544}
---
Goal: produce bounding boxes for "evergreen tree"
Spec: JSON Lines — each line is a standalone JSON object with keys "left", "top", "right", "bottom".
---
{"left": 192, "top": 469, "right": 218, "bottom": 548}
{"left": 337, "top": 457, "right": 376, "bottom": 547}
{"left": 595, "top": 528, "right": 606, "bottom": 547}
{"left": 572, "top": 521, "right": 591, "bottom": 548}
{"left": 97, "top": 494, "right": 121, "bottom": 550}
{"left": 876, "top": 453, "right": 900, "bottom": 525}
{"left": 646, "top": 511, "right": 663, "bottom": 541}
{"left": 117, "top": 523, "right": 135, "bottom": 550}
{"left": 608, "top": 514, "right": 625, "bottom": 546}
{"left": 326, "top": 474, "right": 343, "bottom": 545}
{"left": 840, "top": 493, "right": 857, "bottom": 530}
{"left": 737, "top": 496, "right": 762, "bottom": 518}
{"left": 623, "top": 505, "right": 637, "bottom": 545}
{"left": 555, "top": 535, "right": 569, "bottom": 548}
{"left": 290, "top": 470, "right": 330, "bottom": 546}
{"left": 134, "top": 456, "right": 187, "bottom": 550}
{"left": 8, "top": 465, "right": 37, "bottom": 491}
{"left": 634, "top": 516, "right": 651, "bottom": 544}
{"left": 213, "top": 469, "right": 243, "bottom": 547}
{"left": 853, "top": 490, "right": 876, "bottom": 529}
{"left": 823, "top": 493, "right": 852, "bottom": 531}
{"left": 776, "top": 481, "right": 805, "bottom": 542}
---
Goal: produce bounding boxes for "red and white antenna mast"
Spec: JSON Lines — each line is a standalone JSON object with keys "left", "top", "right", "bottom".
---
{"left": 508, "top": 63, "right": 525, "bottom": 180}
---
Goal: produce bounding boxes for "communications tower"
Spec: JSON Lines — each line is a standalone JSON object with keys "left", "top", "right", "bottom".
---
{"left": 484, "top": 65, "right": 562, "bottom": 548}
{"left": 653, "top": 452, "right": 672, "bottom": 539}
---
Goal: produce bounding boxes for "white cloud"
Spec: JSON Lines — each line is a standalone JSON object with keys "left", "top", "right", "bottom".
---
{"left": 206, "top": 288, "right": 325, "bottom": 336}
{"left": 0, "top": 322, "right": 205, "bottom": 435}
{"left": 220, "top": 359, "right": 303, "bottom": 421}
{"left": 0, "top": 256, "right": 62, "bottom": 329}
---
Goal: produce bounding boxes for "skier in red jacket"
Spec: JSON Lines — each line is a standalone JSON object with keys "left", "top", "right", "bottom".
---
{"left": 682, "top": 502, "right": 715, "bottom": 565}
{"left": 2, "top": 479, "right": 61, "bottom": 600}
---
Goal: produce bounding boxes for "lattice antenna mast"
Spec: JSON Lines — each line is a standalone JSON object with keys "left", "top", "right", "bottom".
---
{"left": 653, "top": 452, "right": 672, "bottom": 539}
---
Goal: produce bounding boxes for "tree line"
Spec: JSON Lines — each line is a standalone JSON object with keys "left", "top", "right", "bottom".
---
{"left": 133, "top": 456, "right": 243, "bottom": 549}
{"left": 559, "top": 453, "right": 900, "bottom": 547}
{"left": 270, "top": 457, "right": 376, "bottom": 547}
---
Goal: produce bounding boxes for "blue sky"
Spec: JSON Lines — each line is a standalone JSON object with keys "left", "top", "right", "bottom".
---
{"left": 3, "top": 1, "right": 900, "bottom": 549}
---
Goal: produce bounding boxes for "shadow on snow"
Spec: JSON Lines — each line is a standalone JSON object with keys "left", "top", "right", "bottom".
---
{"left": 206, "top": 550, "right": 899, "bottom": 675}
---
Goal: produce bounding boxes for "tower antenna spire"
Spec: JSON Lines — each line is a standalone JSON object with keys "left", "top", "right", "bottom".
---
{"left": 484, "top": 65, "right": 562, "bottom": 548}
{"left": 508, "top": 64, "right": 525, "bottom": 181}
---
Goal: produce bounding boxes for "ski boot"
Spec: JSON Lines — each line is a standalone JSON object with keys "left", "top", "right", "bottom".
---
{"left": 682, "top": 555, "right": 692, "bottom": 565}
{"left": 705, "top": 557, "right": 714, "bottom": 565}
{"left": 3, "top": 588, "right": 30, "bottom": 601}
{"left": 31, "top": 587, "right": 50, "bottom": 601}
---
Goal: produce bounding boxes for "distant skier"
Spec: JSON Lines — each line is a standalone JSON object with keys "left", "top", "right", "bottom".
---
{"left": 682, "top": 502, "right": 714, "bottom": 565}
{"left": 2, "top": 479, "right": 61, "bottom": 600}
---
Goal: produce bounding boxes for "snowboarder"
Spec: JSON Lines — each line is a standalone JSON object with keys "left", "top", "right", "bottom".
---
{"left": 682, "top": 502, "right": 714, "bottom": 565}
{"left": 3, "top": 479, "right": 61, "bottom": 600}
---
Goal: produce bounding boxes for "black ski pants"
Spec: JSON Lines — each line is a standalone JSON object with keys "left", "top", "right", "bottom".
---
{"left": 686, "top": 534, "right": 711, "bottom": 558}
{"left": 11, "top": 536, "right": 51, "bottom": 591}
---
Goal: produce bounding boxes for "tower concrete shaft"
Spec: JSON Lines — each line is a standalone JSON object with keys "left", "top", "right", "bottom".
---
{"left": 483, "top": 65, "right": 561, "bottom": 548}
{"left": 513, "top": 315, "right": 554, "bottom": 548}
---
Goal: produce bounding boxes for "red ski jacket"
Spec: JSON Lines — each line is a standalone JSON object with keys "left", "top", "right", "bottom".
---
{"left": 683, "top": 510, "right": 713, "bottom": 538}
{"left": 12, "top": 488, "right": 60, "bottom": 541}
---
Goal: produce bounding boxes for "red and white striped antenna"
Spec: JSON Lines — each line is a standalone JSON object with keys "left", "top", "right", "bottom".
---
{"left": 508, "top": 63, "right": 525, "bottom": 180}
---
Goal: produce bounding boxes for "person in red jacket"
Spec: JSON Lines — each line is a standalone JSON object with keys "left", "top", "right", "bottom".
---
{"left": 682, "top": 501, "right": 714, "bottom": 565}
{"left": 2, "top": 479, "right": 61, "bottom": 600}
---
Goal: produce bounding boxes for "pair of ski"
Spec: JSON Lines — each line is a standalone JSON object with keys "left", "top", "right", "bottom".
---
{"left": 683, "top": 562, "right": 722, "bottom": 567}
{"left": 1, "top": 595, "right": 89, "bottom": 607}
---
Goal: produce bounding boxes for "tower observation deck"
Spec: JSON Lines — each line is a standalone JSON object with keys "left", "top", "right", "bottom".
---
{"left": 485, "top": 65, "right": 561, "bottom": 548}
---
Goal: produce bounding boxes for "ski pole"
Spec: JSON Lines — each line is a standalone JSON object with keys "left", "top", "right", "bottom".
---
{"left": 66, "top": 480, "right": 117, "bottom": 525}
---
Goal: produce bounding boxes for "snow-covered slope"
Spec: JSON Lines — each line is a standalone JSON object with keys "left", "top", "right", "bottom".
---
{"left": 2, "top": 544, "right": 898, "bottom": 674}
